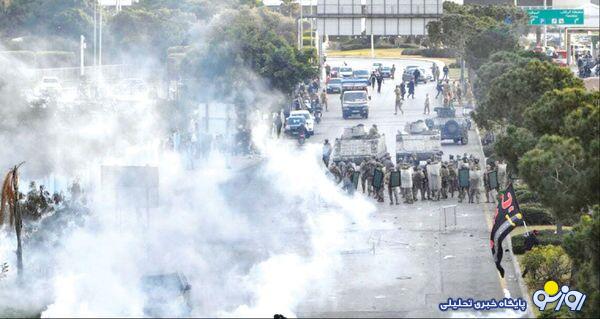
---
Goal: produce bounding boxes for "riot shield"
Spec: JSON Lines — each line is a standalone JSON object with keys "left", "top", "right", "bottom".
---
{"left": 372, "top": 169, "right": 384, "bottom": 189}
{"left": 458, "top": 167, "right": 470, "bottom": 188}
{"left": 352, "top": 171, "right": 360, "bottom": 190}
{"left": 390, "top": 171, "right": 401, "bottom": 188}
{"left": 488, "top": 170, "right": 498, "bottom": 190}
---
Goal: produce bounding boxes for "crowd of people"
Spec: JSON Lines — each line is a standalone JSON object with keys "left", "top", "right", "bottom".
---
{"left": 324, "top": 144, "right": 508, "bottom": 206}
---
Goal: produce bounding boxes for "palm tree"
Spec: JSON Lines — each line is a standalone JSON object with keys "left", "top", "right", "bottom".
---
{"left": 1, "top": 162, "right": 25, "bottom": 277}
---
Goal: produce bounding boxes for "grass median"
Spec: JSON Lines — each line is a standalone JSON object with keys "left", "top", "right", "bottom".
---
{"left": 326, "top": 48, "right": 456, "bottom": 66}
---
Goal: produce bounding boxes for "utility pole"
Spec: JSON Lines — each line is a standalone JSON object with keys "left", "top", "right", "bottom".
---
{"left": 80, "top": 35, "right": 86, "bottom": 76}
{"left": 99, "top": 3, "right": 103, "bottom": 79}
{"left": 93, "top": 0, "right": 97, "bottom": 67}
{"left": 543, "top": 0, "right": 548, "bottom": 48}
{"left": 299, "top": 0, "right": 303, "bottom": 49}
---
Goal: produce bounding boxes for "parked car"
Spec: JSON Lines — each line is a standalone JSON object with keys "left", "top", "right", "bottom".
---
{"left": 371, "top": 63, "right": 383, "bottom": 72}
{"left": 330, "top": 66, "right": 340, "bottom": 78}
{"left": 402, "top": 66, "right": 428, "bottom": 83}
{"left": 327, "top": 78, "right": 343, "bottom": 94}
{"left": 289, "top": 110, "right": 315, "bottom": 135}
{"left": 352, "top": 69, "right": 371, "bottom": 85}
{"left": 339, "top": 66, "right": 354, "bottom": 78}
{"left": 380, "top": 66, "right": 392, "bottom": 78}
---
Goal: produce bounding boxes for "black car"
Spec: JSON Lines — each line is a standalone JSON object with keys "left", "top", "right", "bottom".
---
{"left": 380, "top": 67, "right": 392, "bottom": 78}
{"left": 284, "top": 116, "right": 307, "bottom": 136}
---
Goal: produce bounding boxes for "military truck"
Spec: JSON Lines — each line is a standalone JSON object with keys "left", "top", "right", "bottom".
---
{"left": 396, "top": 120, "right": 443, "bottom": 165}
{"left": 331, "top": 124, "right": 387, "bottom": 164}
{"left": 425, "top": 106, "right": 471, "bottom": 145}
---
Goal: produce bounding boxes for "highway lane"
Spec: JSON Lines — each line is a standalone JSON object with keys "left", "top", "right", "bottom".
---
{"left": 295, "top": 57, "right": 527, "bottom": 318}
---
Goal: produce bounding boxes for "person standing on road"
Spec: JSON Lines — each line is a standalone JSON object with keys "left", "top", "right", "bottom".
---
{"left": 440, "top": 162, "right": 449, "bottom": 199}
{"left": 448, "top": 161, "right": 458, "bottom": 198}
{"left": 457, "top": 160, "right": 470, "bottom": 203}
{"left": 370, "top": 71, "right": 377, "bottom": 89}
{"left": 273, "top": 112, "right": 282, "bottom": 138}
{"left": 468, "top": 163, "right": 482, "bottom": 204}
{"left": 325, "top": 64, "right": 331, "bottom": 78}
{"left": 322, "top": 139, "right": 332, "bottom": 166}
{"left": 376, "top": 72, "right": 383, "bottom": 93}
{"left": 431, "top": 62, "right": 440, "bottom": 82}
{"left": 424, "top": 93, "right": 431, "bottom": 115}
{"left": 407, "top": 80, "right": 415, "bottom": 99}
{"left": 386, "top": 165, "right": 400, "bottom": 205}
{"left": 412, "top": 166, "right": 424, "bottom": 201}
{"left": 442, "top": 65, "right": 449, "bottom": 80}
{"left": 320, "top": 89, "right": 328, "bottom": 112}
{"left": 413, "top": 68, "right": 421, "bottom": 85}
{"left": 359, "top": 159, "right": 369, "bottom": 194}
{"left": 394, "top": 85, "right": 404, "bottom": 115}
{"left": 391, "top": 64, "right": 396, "bottom": 79}
{"left": 436, "top": 81, "right": 444, "bottom": 98}
{"left": 400, "top": 164, "right": 414, "bottom": 204}
{"left": 374, "top": 162, "right": 385, "bottom": 203}
{"left": 400, "top": 82, "right": 406, "bottom": 100}
{"left": 367, "top": 157, "right": 377, "bottom": 196}
{"left": 329, "top": 163, "right": 342, "bottom": 184}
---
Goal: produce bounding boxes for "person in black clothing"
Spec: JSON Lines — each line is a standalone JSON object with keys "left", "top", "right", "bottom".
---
{"left": 370, "top": 71, "right": 377, "bottom": 89}
{"left": 407, "top": 80, "right": 415, "bottom": 99}
{"left": 400, "top": 82, "right": 406, "bottom": 100}
{"left": 273, "top": 112, "right": 282, "bottom": 138}
{"left": 413, "top": 68, "right": 421, "bottom": 85}
{"left": 442, "top": 65, "right": 449, "bottom": 80}
{"left": 435, "top": 80, "right": 444, "bottom": 98}
{"left": 376, "top": 73, "right": 383, "bottom": 93}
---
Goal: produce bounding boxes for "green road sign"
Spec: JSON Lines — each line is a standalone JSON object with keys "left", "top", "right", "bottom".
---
{"left": 527, "top": 9, "right": 584, "bottom": 25}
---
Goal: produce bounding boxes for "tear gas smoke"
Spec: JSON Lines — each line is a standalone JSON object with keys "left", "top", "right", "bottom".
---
{"left": 0, "top": 31, "right": 374, "bottom": 317}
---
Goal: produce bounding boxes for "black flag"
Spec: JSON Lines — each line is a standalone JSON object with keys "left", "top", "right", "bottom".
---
{"left": 490, "top": 184, "right": 523, "bottom": 278}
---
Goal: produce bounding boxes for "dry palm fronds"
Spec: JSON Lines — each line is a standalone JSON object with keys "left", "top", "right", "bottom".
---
{"left": 0, "top": 162, "right": 24, "bottom": 227}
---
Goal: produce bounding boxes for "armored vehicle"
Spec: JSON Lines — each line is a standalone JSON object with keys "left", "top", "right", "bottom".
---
{"left": 332, "top": 124, "right": 387, "bottom": 164}
{"left": 396, "top": 120, "right": 443, "bottom": 165}
{"left": 425, "top": 106, "right": 471, "bottom": 145}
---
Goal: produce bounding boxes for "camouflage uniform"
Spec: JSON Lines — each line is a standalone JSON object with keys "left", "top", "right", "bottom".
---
{"left": 440, "top": 164, "right": 449, "bottom": 199}
{"left": 412, "top": 167, "right": 425, "bottom": 201}
{"left": 386, "top": 168, "right": 400, "bottom": 205}
{"left": 448, "top": 164, "right": 458, "bottom": 198}
{"left": 468, "top": 165, "right": 482, "bottom": 204}
{"left": 458, "top": 163, "right": 470, "bottom": 203}
{"left": 359, "top": 159, "right": 369, "bottom": 193}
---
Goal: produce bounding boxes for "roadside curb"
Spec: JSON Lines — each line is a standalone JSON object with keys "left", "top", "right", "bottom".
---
{"left": 475, "top": 125, "right": 535, "bottom": 318}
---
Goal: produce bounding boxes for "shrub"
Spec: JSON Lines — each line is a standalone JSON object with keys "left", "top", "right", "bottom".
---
{"left": 397, "top": 43, "right": 420, "bottom": 49}
{"left": 401, "top": 48, "right": 454, "bottom": 58}
{"left": 521, "top": 203, "right": 555, "bottom": 225}
{"left": 512, "top": 229, "right": 566, "bottom": 254}
{"left": 482, "top": 144, "right": 494, "bottom": 157}
{"left": 447, "top": 62, "right": 460, "bottom": 68}
{"left": 514, "top": 184, "right": 540, "bottom": 204}
{"left": 521, "top": 245, "right": 571, "bottom": 290}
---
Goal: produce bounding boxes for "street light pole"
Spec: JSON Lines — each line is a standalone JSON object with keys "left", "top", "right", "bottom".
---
{"left": 543, "top": 0, "right": 548, "bottom": 48}
{"left": 80, "top": 35, "right": 86, "bottom": 76}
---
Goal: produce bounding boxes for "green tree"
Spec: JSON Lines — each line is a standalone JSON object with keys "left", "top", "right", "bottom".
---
{"left": 464, "top": 27, "right": 517, "bottom": 71}
{"left": 524, "top": 88, "right": 598, "bottom": 137}
{"left": 563, "top": 207, "right": 600, "bottom": 318}
{"left": 519, "top": 136, "right": 589, "bottom": 234}
{"left": 181, "top": 6, "right": 316, "bottom": 98}
{"left": 492, "top": 125, "right": 537, "bottom": 175}
{"left": 474, "top": 60, "right": 583, "bottom": 128}
{"left": 106, "top": 8, "right": 195, "bottom": 63}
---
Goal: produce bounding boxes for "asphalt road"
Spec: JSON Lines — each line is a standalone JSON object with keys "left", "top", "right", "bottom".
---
{"left": 295, "top": 57, "right": 528, "bottom": 318}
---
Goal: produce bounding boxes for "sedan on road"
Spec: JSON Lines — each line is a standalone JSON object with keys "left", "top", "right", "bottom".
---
{"left": 339, "top": 67, "right": 354, "bottom": 78}
{"left": 326, "top": 78, "right": 342, "bottom": 94}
